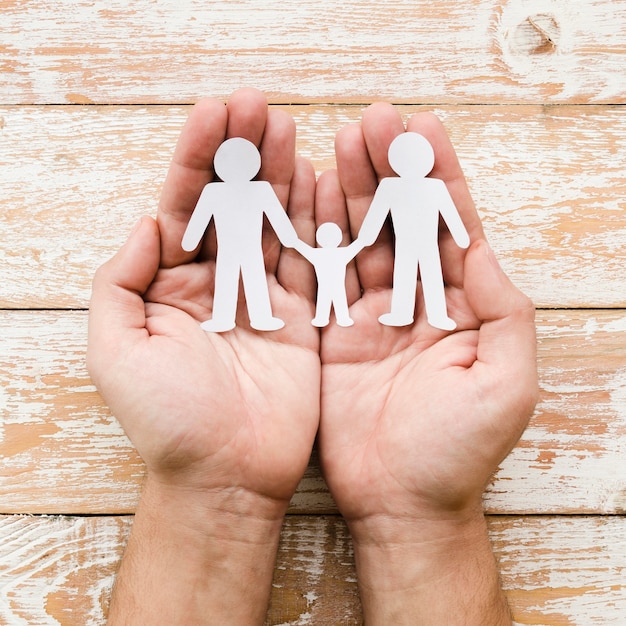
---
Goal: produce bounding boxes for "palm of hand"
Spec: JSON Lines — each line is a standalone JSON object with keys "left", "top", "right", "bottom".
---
{"left": 320, "top": 289, "right": 489, "bottom": 518}
{"left": 313, "top": 105, "right": 536, "bottom": 525}
{"left": 89, "top": 89, "right": 323, "bottom": 503}
{"left": 319, "top": 256, "right": 534, "bottom": 523}
{"left": 103, "top": 258, "right": 320, "bottom": 502}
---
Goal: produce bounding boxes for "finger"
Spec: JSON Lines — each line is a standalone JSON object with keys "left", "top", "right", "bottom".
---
{"left": 314, "top": 169, "right": 361, "bottom": 305}
{"left": 335, "top": 123, "right": 378, "bottom": 237}
{"left": 87, "top": 217, "right": 160, "bottom": 381}
{"left": 277, "top": 156, "right": 317, "bottom": 299}
{"left": 334, "top": 123, "right": 394, "bottom": 293}
{"left": 315, "top": 169, "right": 350, "bottom": 229}
{"left": 258, "top": 108, "right": 296, "bottom": 209}
{"left": 224, "top": 86, "right": 269, "bottom": 145}
{"left": 157, "top": 98, "right": 228, "bottom": 268}
{"left": 360, "top": 101, "right": 406, "bottom": 178}
{"left": 258, "top": 108, "right": 297, "bottom": 274}
{"left": 158, "top": 88, "right": 271, "bottom": 269}
{"left": 464, "top": 239, "right": 538, "bottom": 419}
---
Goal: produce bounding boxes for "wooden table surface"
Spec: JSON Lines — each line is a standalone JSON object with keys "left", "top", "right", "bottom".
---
{"left": 1, "top": 1, "right": 625, "bottom": 624}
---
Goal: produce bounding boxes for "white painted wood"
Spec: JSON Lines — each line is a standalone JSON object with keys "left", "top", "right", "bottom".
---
{"left": 0, "top": 515, "right": 624, "bottom": 624}
{"left": 1, "top": 309, "right": 625, "bottom": 515}
{"left": 0, "top": 105, "right": 624, "bottom": 309}
{"left": 488, "top": 309, "right": 626, "bottom": 515}
{"left": 494, "top": 515, "right": 626, "bottom": 625}
{"left": 0, "top": 515, "right": 127, "bottom": 625}
{"left": 0, "top": 311, "right": 144, "bottom": 514}
{"left": 1, "top": 1, "right": 624, "bottom": 104}
{"left": 0, "top": 1, "right": 623, "bottom": 621}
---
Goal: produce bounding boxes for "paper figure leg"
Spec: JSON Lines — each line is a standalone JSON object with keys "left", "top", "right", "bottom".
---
{"left": 202, "top": 256, "right": 239, "bottom": 332}
{"left": 378, "top": 246, "right": 419, "bottom": 327}
{"left": 311, "top": 286, "right": 331, "bottom": 327}
{"left": 241, "top": 256, "right": 284, "bottom": 331}
{"left": 419, "top": 254, "right": 456, "bottom": 331}
{"left": 331, "top": 290, "right": 354, "bottom": 328}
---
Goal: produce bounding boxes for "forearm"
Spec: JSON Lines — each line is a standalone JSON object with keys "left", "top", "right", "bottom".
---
{"left": 349, "top": 508, "right": 510, "bottom": 626}
{"left": 107, "top": 477, "right": 286, "bottom": 625}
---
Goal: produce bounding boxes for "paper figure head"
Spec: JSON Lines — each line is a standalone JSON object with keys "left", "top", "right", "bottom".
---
{"left": 388, "top": 132, "right": 435, "bottom": 179}
{"left": 214, "top": 137, "right": 261, "bottom": 183}
{"left": 316, "top": 222, "right": 343, "bottom": 248}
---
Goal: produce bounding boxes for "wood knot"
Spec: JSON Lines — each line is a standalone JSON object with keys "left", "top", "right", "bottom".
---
{"left": 511, "top": 13, "right": 560, "bottom": 55}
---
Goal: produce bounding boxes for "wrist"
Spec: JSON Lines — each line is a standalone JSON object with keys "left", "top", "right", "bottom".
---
{"left": 107, "top": 476, "right": 286, "bottom": 624}
{"left": 348, "top": 503, "right": 486, "bottom": 589}
{"left": 347, "top": 498, "right": 484, "bottom": 547}
{"left": 347, "top": 506, "right": 511, "bottom": 625}
{"left": 143, "top": 472, "right": 291, "bottom": 528}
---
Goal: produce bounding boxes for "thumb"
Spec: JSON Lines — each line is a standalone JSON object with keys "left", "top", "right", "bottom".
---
{"left": 464, "top": 239, "right": 538, "bottom": 411}
{"left": 87, "top": 217, "right": 160, "bottom": 379}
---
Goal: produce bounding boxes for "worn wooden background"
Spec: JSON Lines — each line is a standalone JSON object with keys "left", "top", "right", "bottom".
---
{"left": 1, "top": 1, "right": 625, "bottom": 624}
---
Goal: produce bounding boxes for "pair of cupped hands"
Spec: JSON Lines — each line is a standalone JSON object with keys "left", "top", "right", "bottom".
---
{"left": 87, "top": 87, "right": 537, "bottom": 541}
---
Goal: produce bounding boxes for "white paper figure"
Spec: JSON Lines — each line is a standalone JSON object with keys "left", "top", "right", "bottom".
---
{"left": 358, "top": 132, "right": 470, "bottom": 330}
{"left": 182, "top": 137, "right": 298, "bottom": 332}
{"left": 293, "top": 222, "right": 363, "bottom": 327}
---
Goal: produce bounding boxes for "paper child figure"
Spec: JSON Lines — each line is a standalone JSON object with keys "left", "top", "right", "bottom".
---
{"left": 182, "top": 137, "right": 298, "bottom": 332}
{"left": 358, "top": 132, "right": 470, "bottom": 330}
{"left": 293, "top": 222, "right": 362, "bottom": 327}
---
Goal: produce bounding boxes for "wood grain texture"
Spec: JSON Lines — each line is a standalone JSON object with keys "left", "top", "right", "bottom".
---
{"left": 493, "top": 515, "right": 626, "bottom": 625}
{"left": 1, "top": 2, "right": 625, "bottom": 621}
{"left": 1, "top": 104, "right": 625, "bottom": 309}
{"left": 1, "top": 0, "right": 625, "bottom": 105}
{"left": 0, "top": 515, "right": 126, "bottom": 626}
{"left": 1, "top": 309, "right": 625, "bottom": 515}
{"left": 0, "top": 514, "right": 624, "bottom": 625}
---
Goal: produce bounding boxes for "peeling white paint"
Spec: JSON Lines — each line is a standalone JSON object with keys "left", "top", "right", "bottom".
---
{"left": 3, "top": 309, "right": 626, "bottom": 514}
{"left": 608, "top": 368, "right": 626, "bottom": 426}
{"left": 1, "top": 105, "right": 626, "bottom": 308}
{"left": 0, "top": 1, "right": 624, "bottom": 623}
{"left": 0, "top": 516, "right": 131, "bottom": 625}
{"left": 1, "top": 0, "right": 624, "bottom": 104}
{"left": 496, "top": 0, "right": 626, "bottom": 100}
{"left": 496, "top": 516, "right": 626, "bottom": 624}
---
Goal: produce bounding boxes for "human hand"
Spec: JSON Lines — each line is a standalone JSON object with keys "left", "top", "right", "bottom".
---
{"left": 87, "top": 88, "right": 320, "bottom": 622}
{"left": 88, "top": 87, "right": 319, "bottom": 504}
{"left": 317, "top": 104, "right": 538, "bottom": 623}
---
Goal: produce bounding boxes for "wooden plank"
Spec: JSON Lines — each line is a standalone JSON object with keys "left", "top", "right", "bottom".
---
{"left": 1, "top": 1, "right": 625, "bottom": 105}
{"left": 0, "top": 311, "right": 144, "bottom": 515}
{"left": 1, "top": 309, "right": 625, "bottom": 515}
{"left": 494, "top": 515, "right": 626, "bottom": 625}
{"left": 0, "top": 515, "right": 128, "bottom": 625}
{"left": 2, "top": 6, "right": 622, "bottom": 626}
{"left": 490, "top": 308, "right": 626, "bottom": 515}
{"left": 0, "top": 514, "right": 624, "bottom": 625}
{"left": 0, "top": 104, "right": 625, "bottom": 309}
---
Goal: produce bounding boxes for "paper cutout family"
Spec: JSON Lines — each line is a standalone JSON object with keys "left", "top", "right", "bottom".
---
{"left": 181, "top": 133, "right": 470, "bottom": 333}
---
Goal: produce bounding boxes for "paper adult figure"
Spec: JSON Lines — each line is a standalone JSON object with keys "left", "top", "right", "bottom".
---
{"left": 358, "top": 132, "right": 470, "bottom": 330}
{"left": 182, "top": 137, "right": 299, "bottom": 332}
{"left": 293, "top": 222, "right": 363, "bottom": 327}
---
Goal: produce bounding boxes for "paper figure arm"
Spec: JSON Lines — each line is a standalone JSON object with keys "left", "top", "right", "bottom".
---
{"left": 292, "top": 239, "right": 315, "bottom": 262}
{"left": 357, "top": 184, "right": 391, "bottom": 247}
{"left": 438, "top": 184, "right": 470, "bottom": 249}
{"left": 181, "top": 185, "right": 216, "bottom": 252}
{"left": 264, "top": 194, "right": 299, "bottom": 248}
{"left": 345, "top": 239, "right": 365, "bottom": 261}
